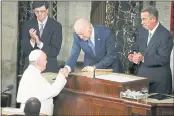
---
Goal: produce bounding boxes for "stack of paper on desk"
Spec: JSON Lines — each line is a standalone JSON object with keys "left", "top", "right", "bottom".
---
{"left": 71, "top": 69, "right": 113, "bottom": 78}
{"left": 95, "top": 73, "right": 143, "bottom": 82}
{"left": 95, "top": 69, "right": 113, "bottom": 72}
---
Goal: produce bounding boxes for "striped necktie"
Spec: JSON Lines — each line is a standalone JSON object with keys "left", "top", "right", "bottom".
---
{"left": 40, "top": 23, "right": 44, "bottom": 37}
{"left": 147, "top": 32, "right": 152, "bottom": 46}
{"left": 88, "top": 39, "right": 95, "bottom": 55}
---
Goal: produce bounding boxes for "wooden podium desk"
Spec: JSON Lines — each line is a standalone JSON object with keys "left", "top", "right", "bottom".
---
{"left": 52, "top": 72, "right": 172, "bottom": 116}
{"left": 18, "top": 72, "right": 174, "bottom": 116}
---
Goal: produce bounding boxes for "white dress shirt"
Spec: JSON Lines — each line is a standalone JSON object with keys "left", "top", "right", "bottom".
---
{"left": 30, "top": 16, "right": 48, "bottom": 49}
{"left": 17, "top": 65, "right": 67, "bottom": 116}
{"left": 148, "top": 22, "right": 159, "bottom": 39}
{"left": 90, "top": 26, "right": 95, "bottom": 45}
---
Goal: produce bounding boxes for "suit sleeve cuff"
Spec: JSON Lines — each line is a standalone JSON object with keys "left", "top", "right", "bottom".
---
{"left": 37, "top": 42, "right": 44, "bottom": 49}
{"left": 64, "top": 65, "right": 71, "bottom": 72}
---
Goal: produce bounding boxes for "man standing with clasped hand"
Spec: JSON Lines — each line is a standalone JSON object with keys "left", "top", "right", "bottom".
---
{"left": 128, "top": 6, "right": 173, "bottom": 94}
{"left": 21, "top": 1, "right": 62, "bottom": 73}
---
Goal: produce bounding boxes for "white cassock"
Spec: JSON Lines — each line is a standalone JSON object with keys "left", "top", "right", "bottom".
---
{"left": 16, "top": 65, "right": 67, "bottom": 116}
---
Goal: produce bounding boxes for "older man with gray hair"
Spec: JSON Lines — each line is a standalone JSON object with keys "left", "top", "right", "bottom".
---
{"left": 61, "top": 18, "right": 123, "bottom": 74}
{"left": 17, "top": 49, "right": 68, "bottom": 116}
{"left": 128, "top": 6, "right": 173, "bottom": 94}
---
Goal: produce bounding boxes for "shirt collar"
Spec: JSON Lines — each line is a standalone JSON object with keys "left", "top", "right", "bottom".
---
{"left": 90, "top": 26, "right": 95, "bottom": 45}
{"left": 38, "top": 16, "right": 48, "bottom": 28}
{"left": 149, "top": 22, "right": 159, "bottom": 35}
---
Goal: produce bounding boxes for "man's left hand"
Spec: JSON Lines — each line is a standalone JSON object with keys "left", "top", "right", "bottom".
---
{"left": 81, "top": 66, "right": 96, "bottom": 72}
{"left": 132, "top": 52, "right": 144, "bottom": 64}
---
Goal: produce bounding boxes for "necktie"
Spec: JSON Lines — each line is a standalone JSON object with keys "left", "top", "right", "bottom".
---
{"left": 147, "top": 32, "right": 152, "bottom": 46}
{"left": 88, "top": 39, "right": 95, "bottom": 55}
{"left": 40, "top": 24, "right": 44, "bottom": 37}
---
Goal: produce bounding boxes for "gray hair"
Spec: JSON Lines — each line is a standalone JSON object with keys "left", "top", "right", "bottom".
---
{"left": 73, "top": 18, "right": 91, "bottom": 32}
{"left": 141, "top": 6, "right": 158, "bottom": 20}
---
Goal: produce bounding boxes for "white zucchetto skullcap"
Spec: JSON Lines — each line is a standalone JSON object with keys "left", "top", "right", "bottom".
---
{"left": 29, "top": 50, "right": 42, "bottom": 62}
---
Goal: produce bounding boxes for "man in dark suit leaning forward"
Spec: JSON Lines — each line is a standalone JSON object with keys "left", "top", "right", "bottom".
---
{"left": 128, "top": 6, "right": 173, "bottom": 94}
{"left": 21, "top": 1, "right": 62, "bottom": 73}
{"left": 60, "top": 18, "right": 123, "bottom": 74}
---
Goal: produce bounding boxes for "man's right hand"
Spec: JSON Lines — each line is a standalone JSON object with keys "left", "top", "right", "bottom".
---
{"left": 59, "top": 67, "right": 70, "bottom": 78}
{"left": 128, "top": 54, "right": 134, "bottom": 62}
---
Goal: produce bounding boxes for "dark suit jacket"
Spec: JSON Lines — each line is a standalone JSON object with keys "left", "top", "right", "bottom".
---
{"left": 21, "top": 17, "right": 62, "bottom": 73}
{"left": 134, "top": 23, "right": 173, "bottom": 94}
{"left": 66, "top": 25, "right": 123, "bottom": 73}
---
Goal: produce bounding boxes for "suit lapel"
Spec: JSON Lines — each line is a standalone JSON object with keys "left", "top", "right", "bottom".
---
{"left": 94, "top": 27, "right": 101, "bottom": 56}
{"left": 140, "top": 29, "right": 148, "bottom": 55}
{"left": 144, "top": 24, "right": 160, "bottom": 56}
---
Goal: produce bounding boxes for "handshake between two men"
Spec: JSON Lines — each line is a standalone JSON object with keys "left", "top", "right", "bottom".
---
{"left": 59, "top": 66, "right": 96, "bottom": 77}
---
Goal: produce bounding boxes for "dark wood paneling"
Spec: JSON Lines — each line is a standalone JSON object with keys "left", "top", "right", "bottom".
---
{"left": 54, "top": 92, "right": 125, "bottom": 115}
{"left": 53, "top": 74, "right": 174, "bottom": 116}
{"left": 91, "top": 1, "right": 106, "bottom": 25}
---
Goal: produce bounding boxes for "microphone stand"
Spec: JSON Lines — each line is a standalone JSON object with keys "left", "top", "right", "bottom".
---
{"left": 93, "top": 68, "right": 96, "bottom": 78}
{"left": 2, "top": 89, "right": 9, "bottom": 94}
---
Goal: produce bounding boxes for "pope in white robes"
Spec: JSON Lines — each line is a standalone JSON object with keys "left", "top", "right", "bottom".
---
{"left": 17, "top": 49, "right": 67, "bottom": 116}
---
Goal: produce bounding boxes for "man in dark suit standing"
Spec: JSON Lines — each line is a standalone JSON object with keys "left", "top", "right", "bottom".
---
{"left": 21, "top": 1, "right": 62, "bottom": 73}
{"left": 60, "top": 18, "right": 123, "bottom": 74}
{"left": 128, "top": 6, "right": 173, "bottom": 94}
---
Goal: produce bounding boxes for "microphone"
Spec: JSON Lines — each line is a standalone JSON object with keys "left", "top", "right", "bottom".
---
{"left": 1, "top": 84, "right": 14, "bottom": 94}
{"left": 93, "top": 68, "right": 96, "bottom": 78}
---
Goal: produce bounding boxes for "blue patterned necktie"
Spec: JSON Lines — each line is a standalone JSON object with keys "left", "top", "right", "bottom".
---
{"left": 88, "top": 39, "right": 95, "bottom": 55}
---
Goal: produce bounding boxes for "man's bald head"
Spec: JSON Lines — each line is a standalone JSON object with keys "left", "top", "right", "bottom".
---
{"left": 73, "top": 18, "right": 92, "bottom": 41}
{"left": 73, "top": 18, "right": 91, "bottom": 32}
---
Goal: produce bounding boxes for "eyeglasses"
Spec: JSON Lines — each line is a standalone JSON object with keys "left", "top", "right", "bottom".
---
{"left": 34, "top": 10, "right": 46, "bottom": 14}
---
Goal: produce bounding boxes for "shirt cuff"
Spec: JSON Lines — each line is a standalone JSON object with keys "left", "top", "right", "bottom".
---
{"left": 37, "top": 42, "right": 44, "bottom": 49}
{"left": 64, "top": 65, "right": 71, "bottom": 72}
{"left": 142, "top": 56, "right": 144, "bottom": 63}
{"left": 30, "top": 40, "right": 35, "bottom": 48}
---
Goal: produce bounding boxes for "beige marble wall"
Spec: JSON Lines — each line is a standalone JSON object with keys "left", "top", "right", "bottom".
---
{"left": 2, "top": 1, "right": 18, "bottom": 107}
{"left": 57, "top": 1, "right": 91, "bottom": 63}
{"left": 156, "top": 1, "right": 171, "bottom": 30}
